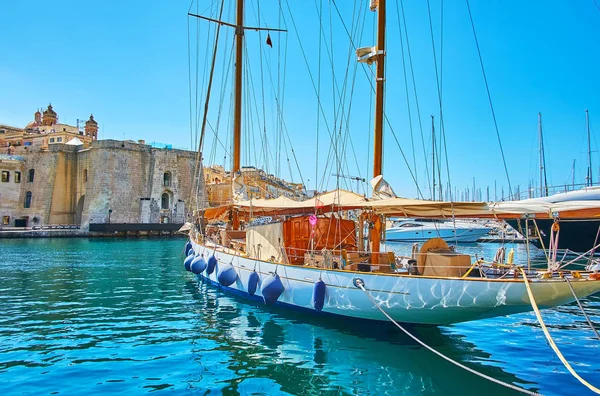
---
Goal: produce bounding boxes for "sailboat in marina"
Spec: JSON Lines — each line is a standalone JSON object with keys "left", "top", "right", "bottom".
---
{"left": 184, "top": 0, "right": 600, "bottom": 328}
{"left": 507, "top": 110, "right": 600, "bottom": 254}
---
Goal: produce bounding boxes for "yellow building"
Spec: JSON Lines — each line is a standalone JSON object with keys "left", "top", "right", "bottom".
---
{"left": 203, "top": 165, "right": 306, "bottom": 207}
{"left": 0, "top": 104, "right": 98, "bottom": 153}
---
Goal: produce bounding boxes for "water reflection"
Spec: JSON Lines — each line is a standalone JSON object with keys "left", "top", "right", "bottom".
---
{"left": 184, "top": 276, "right": 537, "bottom": 395}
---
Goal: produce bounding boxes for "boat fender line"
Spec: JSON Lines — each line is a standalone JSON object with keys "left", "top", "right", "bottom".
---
{"left": 184, "top": 251, "right": 195, "bottom": 272}
{"left": 190, "top": 254, "right": 207, "bottom": 274}
{"left": 261, "top": 273, "right": 284, "bottom": 305}
{"left": 354, "top": 279, "right": 540, "bottom": 396}
{"left": 520, "top": 268, "right": 600, "bottom": 394}
{"left": 247, "top": 270, "right": 259, "bottom": 296}
{"left": 564, "top": 277, "right": 600, "bottom": 341}
{"left": 206, "top": 255, "right": 217, "bottom": 275}
{"left": 218, "top": 262, "right": 238, "bottom": 287}
{"left": 313, "top": 278, "right": 326, "bottom": 312}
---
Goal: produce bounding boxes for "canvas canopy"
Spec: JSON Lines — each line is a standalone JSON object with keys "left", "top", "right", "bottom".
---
{"left": 246, "top": 222, "right": 285, "bottom": 262}
{"left": 200, "top": 189, "right": 600, "bottom": 221}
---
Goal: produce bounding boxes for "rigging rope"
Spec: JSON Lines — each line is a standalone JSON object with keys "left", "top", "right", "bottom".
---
{"left": 396, "top": 0, "right": 430, "bottom": 198}
{"left": 563, "top": 277, "right": 600, "bottom": 341}
{"left": 465, "top": 0, "right": 513, "bottom": 198}
{"left": 519, "top": 268, "right": 600, "bottom": 394}
{"left": 395, "top": 2, "right": 420, "bottom": 195}
{"left": 426, "top": 0, "right": 447, "bottom": 201}
{"left": 354, "top": 279, "right": 540, "bottom": 395}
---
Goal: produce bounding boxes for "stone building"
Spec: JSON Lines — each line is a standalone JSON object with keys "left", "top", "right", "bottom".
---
{"left": 203, "top": 165, "right": 306, "bottom": 206}
{"left": 0, "top": 139, "right": 204, "bottom": 231}
{"left": 0, "top": 104, "right": 98, "bottom": 152}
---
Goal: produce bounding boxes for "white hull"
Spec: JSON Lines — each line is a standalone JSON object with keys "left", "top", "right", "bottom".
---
{"left": 189, "top": 239, "right": 600, "bottom": 325}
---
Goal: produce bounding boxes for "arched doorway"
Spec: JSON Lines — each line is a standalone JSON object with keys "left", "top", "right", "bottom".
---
{"left": 76, "top": 195, "right": 85, "bottom": 225}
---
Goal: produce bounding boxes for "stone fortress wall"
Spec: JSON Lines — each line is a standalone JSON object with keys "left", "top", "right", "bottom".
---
{"left": 0, "top": 139, "right": 203, "bottom": 231}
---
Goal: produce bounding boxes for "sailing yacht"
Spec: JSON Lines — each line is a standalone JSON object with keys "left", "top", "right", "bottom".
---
{"left": 507, "top": 112, "right": 600, "bottom": 254}
{"left": 507, "top": 186, "right": 600, "bottom": 254}
{"left": 185, "top": 0, "right": 600, "bottom": 327}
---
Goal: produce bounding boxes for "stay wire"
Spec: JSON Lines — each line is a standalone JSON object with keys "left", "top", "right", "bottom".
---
{"left": 330, "top": 1, "right": 424, "bottom": 196}
{"left": 465, "top": 0, "right": 513, "bottom": 198}
{"left": 427, "top": 0, "right": 449, "bottom": 202}
{"left": 395, "top": 3, "right": 419, "bottom": 196}
{"left": 397, "top": 0, "right": 430, "bottom": 198}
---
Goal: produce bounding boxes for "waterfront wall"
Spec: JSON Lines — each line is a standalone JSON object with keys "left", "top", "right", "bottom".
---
{"left": 0, "top": 139, "right": 205, "bottom": 232}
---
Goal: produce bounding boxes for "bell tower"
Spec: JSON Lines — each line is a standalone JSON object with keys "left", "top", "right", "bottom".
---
{"left": 85, "top": 114, "right": 98, "bottom": 141}
{"left": 42, "top": 104, "right": 57, "bottom": 126}
{"left": 34, "top": 109, "right": 42, "bottom": 125}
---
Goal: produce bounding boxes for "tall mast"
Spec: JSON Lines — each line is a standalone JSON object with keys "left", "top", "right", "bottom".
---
{"left": 587, "top": 109, "right": 592, "bottom": 187}
{"left": 356, "top": 0, "right": 386, "bottom": 261}
{"left": 188, "top": 1, "right": 285, "bottom": 180}
{"left": 233, "top": 0, "right": 244, "bottom": 174}
{"left": 373, "top": 0, "right": 386, "bottom": 178}
{"left": 538, "top": 112, "right": 548, "bottom": 197}
{"left": 431, "top": 115, "right": 436, "bottom": 200}
{"left": 572, "top": 159, "right": 576, "bottom": 189}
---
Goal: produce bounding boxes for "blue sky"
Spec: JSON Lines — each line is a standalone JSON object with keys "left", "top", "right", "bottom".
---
{"left": 1, "top": 1, "right": 599, "bottom": 200}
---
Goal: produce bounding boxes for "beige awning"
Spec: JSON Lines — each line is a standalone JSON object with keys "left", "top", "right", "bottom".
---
{"left": 200, "top": 189, "right": 600, "bottom": 221}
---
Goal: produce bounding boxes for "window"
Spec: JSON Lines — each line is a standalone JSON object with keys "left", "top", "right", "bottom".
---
{"left": 24, "top": 191, "right": 32, "bottom": 208}
{"left": 14, "top": 172, "right": 20, "bottom": 183}
{"left": 28, "top": 169, "right": 34, "bottom": 182}
{"left": 2, "top": 216, "right": 9, "bottom": 225}
{"left": 49, "top": 138, "right": 55, "bottom": 143}
{"left": 57, "top": 137, "right": 62, "bottom": 142}
{"left": 1, "top": 171, "right": 9, "bottom": 183}
{"left": 163, "top": 172, "right": 171, "bottom": 187}
{"left": 161, "top": 193, "right": 170, "bottom": 209}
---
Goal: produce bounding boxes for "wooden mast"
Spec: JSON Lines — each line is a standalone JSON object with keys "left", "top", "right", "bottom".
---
{"left": 371, "top": 0, "right": 386, "bottom": 262}
{"left": 231, "top": 0, "right": 244, "bottom": 230}
{"left": 373, "top": 0, "right": 386, "bottom": 178}
{"left": 233, "top": 0, "right": 244, "bottom": 174}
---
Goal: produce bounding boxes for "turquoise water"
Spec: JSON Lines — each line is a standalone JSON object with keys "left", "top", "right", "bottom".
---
{"left": 0, "top": 238, "right": 598, "bottom": 395}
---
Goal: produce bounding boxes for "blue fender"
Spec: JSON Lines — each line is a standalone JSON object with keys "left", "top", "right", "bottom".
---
{"left": 184, "top": 251, "right": 195, "bottom": 271}
{"left": 261, "top": 273, "right": 284, "bottom": 305}
{"left": 218, "top": 263, "right": 237, "bottom": 286}
{"left": 206, "top": 255, "right": 217, "bottom": 275}
{"left": 313, "top": 278, "right": 326, "bottom": 312}
{"left": 184, "top": 241, "right": 192, "bottom": 256}
{"left": 247, "top": 270, "right": 259, "bottom": 296}
{"left": 190, "top": 255, "right": 207, "bottom": 274}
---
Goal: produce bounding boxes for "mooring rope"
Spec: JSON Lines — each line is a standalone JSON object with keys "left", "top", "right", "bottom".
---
{"left": 519, "top": 268, "right": 600, "bottom": 394}
{"left": 354, "top": 279, "right": 540, "bottom": 395}
{"left": 563, "top": 277, "right": 600, "bottom": 341}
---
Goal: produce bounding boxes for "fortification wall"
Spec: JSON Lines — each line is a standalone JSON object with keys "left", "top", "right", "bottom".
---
{"left": 81, "top": 140, "right": 198, "bottom": 230}
{"left": 1, "top": 139, "right": 202, "bottom": 230}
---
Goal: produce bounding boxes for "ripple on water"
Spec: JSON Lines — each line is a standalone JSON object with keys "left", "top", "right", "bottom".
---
{"left": 0, "top": 238, "right": 599, "bottom": 395}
